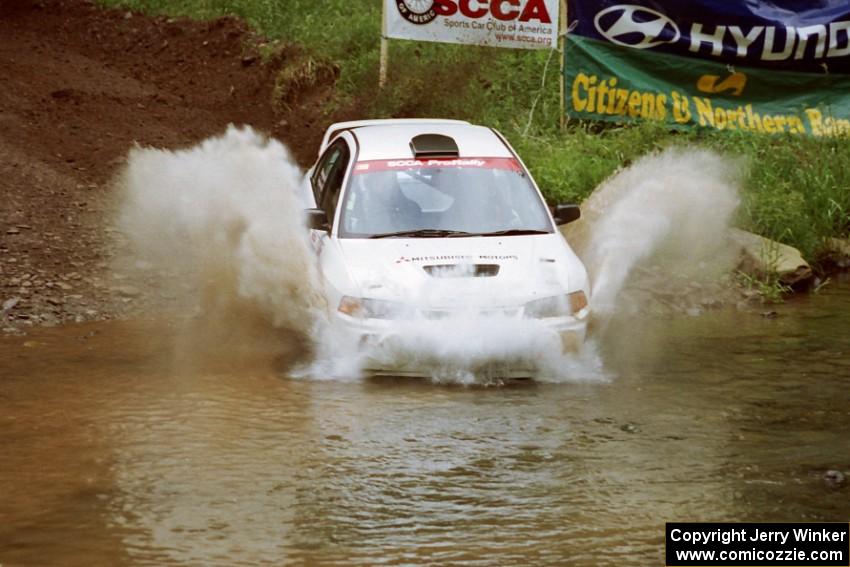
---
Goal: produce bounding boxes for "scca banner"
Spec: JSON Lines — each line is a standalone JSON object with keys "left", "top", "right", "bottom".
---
{"left": 384, "top": 0, "right": 559, "bottom": 50}
{"left": 565, "top": 0, "right": 850, "bottom": 137}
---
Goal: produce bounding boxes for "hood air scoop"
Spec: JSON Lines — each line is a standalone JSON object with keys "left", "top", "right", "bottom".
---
{"left": 423, "top": 264, "right": 500, "bottom": 278}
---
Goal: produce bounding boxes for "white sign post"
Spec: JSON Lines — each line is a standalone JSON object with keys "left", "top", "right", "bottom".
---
{"left": 381, "top": 0, "right": 560, "bottom": 87}
{"left": 380, "top": 4, "right": 390, "bottom": 89}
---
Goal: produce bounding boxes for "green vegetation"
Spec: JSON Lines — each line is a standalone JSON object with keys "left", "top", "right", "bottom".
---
{"left": 100, "top": 0, "right": 850, "bottom": 262}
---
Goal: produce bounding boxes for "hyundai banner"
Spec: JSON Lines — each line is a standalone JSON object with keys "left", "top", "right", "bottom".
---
{"left": 565, "top": 0, "right": 850, "bottom": 137}
{"left": 385, "top": 0, "right": 560, "bottom": 50}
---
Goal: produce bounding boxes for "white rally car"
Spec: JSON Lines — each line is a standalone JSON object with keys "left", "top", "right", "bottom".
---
{"left": 301, "top": 119, "right": 590, "bottom": 377}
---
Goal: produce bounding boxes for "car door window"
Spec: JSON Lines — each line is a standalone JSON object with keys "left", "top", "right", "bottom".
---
{"left": 313, "top": 140, "right": 350, "bottom": 232}
{"left": 311, "top": 139, "right": 349, "bottom": 208}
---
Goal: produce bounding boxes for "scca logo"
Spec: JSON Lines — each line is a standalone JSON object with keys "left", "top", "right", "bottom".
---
{"left": 396, "top": 0, "right": 553, "bottom": 26}
{"left": 594, "top": 4, "right": 680, "bottom": 49}
{"left": 396, "top": 0, "right": 439, "bottom": 24}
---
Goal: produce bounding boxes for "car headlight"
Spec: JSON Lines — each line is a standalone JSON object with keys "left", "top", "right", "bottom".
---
{"left": 524, "top": 291, "right": 588, "bottom": 319}
{"left": 338, "top": 296, "right": 414, "bottom": 319}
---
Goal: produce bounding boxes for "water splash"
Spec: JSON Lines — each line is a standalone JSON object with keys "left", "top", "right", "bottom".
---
{"left": 113, "top": 125, "right": 325, "bottom": 340}
{"left": 113, "top": 131, "right": 740, "bottom": 384}
{"left": 563, "top": 147, "right": 742, "bottom": 316}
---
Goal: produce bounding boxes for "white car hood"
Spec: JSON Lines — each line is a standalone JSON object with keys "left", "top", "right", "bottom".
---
{"left": 335, "top": 234, "right": 582, "bottom": 309}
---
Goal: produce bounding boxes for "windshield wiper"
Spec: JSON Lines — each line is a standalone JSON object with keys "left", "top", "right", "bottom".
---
{"left": 369, "top": 229, "right": 478, "bottom": 239}
{"left": 472, "top": 229, "right": 552, "bottom": 237}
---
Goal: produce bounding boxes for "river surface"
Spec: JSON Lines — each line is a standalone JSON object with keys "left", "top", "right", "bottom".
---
{"left": 2, "top": 279, "right": 850, "bottom": 566}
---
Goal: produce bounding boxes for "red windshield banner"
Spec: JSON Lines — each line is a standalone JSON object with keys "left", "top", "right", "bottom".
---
{"left": 352, "top": 157, "right": 522, "bottom": 174}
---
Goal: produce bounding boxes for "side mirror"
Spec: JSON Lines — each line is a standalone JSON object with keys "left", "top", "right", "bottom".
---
{"left": 551, "top": 204, "right": 581, "bottom": 226}
{"left": 305, "top": 208, "right": 329, "bottom": 231}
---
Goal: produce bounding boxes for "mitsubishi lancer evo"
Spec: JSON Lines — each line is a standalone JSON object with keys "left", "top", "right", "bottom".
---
{"left": 300, "top": 119, "right": 590, "bottom": 377}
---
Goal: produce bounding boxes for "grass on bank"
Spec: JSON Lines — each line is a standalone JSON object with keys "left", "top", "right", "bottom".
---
{"left": 100, "top": 0, "right": 850, "bottom": 262}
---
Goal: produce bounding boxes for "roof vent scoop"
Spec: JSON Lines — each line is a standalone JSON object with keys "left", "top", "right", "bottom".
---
{"left": 410, "top": 134, "right": 460, "bottom": 159}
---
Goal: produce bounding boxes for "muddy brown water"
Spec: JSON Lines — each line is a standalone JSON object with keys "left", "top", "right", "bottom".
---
{"left": 2, "top": 280, "right": 850, "bottom": 566}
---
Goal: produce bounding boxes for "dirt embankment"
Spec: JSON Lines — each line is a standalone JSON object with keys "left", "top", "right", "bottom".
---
{"left": 0, "top": 0, "right": 342, "bottom": 333}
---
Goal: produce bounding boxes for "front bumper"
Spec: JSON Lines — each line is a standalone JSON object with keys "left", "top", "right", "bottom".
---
{"left": 334, "top": 309, "right": 589, "bottom": 379}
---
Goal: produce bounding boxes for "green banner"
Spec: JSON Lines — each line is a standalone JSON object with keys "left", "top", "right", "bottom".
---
{"left": 564, "top": 35, "right": 850, "bottom": 137}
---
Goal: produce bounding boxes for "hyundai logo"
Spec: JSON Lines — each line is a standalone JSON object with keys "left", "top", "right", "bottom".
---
{"left": 594, "top": 5, "right": 680, "bottom": 49}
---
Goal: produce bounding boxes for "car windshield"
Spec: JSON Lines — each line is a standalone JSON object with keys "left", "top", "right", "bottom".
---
{"left": 338, "top": 158, "right": 553, "bottom": 238}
